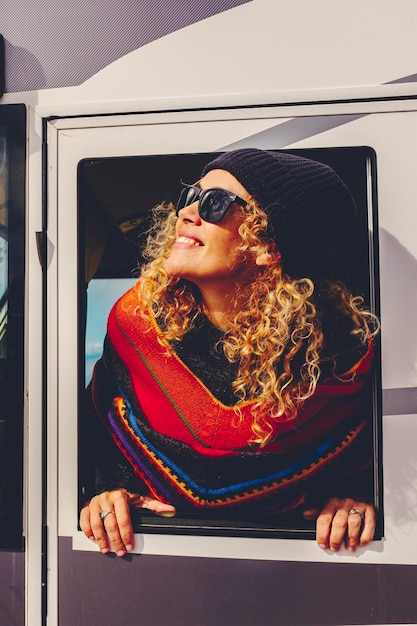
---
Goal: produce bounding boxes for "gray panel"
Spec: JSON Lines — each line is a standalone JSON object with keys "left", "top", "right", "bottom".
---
{"left": 383, "top": 387, "right": 417, "bottom": 416}
{"left": 58, "top": 537, "right": 417, "bottom": 626}
{"left": 0, "top": 551, "right": 25, "bottom": 626}
{"left": 1, "top": 0, "right": 252, "bottom": 92}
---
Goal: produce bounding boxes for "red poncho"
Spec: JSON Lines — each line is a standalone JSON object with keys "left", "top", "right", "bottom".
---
{"left": 89, "top": 286, "right": 374, "bottom": 516}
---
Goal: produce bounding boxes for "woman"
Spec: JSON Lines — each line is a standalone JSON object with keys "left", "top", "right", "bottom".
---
{"left": 80, "top": 148, "right": 378, "bottom": 557}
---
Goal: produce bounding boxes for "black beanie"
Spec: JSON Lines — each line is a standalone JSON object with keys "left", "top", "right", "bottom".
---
{"left": 201, "top": 148, "right": 357, "bottom": 278}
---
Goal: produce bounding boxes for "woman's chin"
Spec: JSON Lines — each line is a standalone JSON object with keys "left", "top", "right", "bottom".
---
{"left": 164, "top": 259, "right": 186, "bottom": 279}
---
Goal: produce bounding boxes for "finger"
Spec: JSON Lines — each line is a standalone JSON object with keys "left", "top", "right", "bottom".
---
{"left": 302, "top": 508, "right": 320, "bottom": 520}
{"left": 112, "top": 495, "right": 135, "bottom": 554}
{"left": 316, "top": 498, "right": 339, "bottom": 550}
{"left": 328, "top": 507, "right": 351, "bottom": 552}
{"left": 89, "top": 504, "right": 112, "bottom": 554}
{"left": 79, "top": 505, "right": 95, "bottom": 541}
{"left": 346, "top": 504, "right": 376, "bottom": 550}
{"left": 345, "top": 509, "right": 364, "bottom": 552}
{"left": 136, "top": 495, "right": 176, "bottom": 518}
{"left": 359, "top": 504, "right": 376, "bottom": 546}
{"left": 101, "top": 509, "right": 128, "bottom": 557}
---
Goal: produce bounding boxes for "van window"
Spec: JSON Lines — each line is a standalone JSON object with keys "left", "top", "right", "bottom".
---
{"left": 78, "top": 148, "right": 382, "bottom": 539}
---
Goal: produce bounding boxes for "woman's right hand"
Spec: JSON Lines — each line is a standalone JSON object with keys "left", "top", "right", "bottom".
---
{"left": 79, "top": 490, "right": 176, "bottom": 556}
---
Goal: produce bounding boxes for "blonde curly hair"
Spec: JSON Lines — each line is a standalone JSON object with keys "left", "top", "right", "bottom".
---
{"left": 137, "top": 199, "right": 378, "bottom": 446}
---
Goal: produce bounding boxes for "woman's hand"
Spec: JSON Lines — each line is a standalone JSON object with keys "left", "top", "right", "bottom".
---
{"left": 304, "top": 497, "right": 376, "bottom": 552}
{"left": 79, "top": 490, "right": 176, "bottom": 556}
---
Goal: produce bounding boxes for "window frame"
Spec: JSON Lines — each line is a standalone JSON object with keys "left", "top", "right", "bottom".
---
{"left": 78, "top": 146, "right": 382, "bottom": 541}
{"left": 45, "top": 105, "right": 406, "bottom": 562}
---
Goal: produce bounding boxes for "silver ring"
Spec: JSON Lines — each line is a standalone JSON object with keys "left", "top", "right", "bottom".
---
{"left": 348, "top": 508, "right": 364, "bottom": 519}
{"left": 99, "top": 510, "right": 114, "bottom": 521}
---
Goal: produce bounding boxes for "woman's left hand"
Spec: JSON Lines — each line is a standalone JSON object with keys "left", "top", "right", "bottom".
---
{"left": 304, "top": 497, "right": 376, "bottom": 552}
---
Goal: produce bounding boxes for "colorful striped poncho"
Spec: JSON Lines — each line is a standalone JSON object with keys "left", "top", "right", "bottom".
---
{"left": 87, "top": 285, "right": 374, "bottom": 517}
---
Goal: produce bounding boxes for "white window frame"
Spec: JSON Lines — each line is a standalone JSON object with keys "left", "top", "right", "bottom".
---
{"left": 45, "top": 102, "right": 417, "bottom": 569}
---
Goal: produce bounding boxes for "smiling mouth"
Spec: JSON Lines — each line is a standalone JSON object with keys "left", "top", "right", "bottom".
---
{"left": 176, "top": 236, "right": 203, "bottom": 246}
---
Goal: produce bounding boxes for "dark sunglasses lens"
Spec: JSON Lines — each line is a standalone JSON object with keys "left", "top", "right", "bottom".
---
{"left": 176, "top": 187, "right": 199, "bottom": 213}
{"left": 199, "top": 189, "right": 231, "bottom": 223}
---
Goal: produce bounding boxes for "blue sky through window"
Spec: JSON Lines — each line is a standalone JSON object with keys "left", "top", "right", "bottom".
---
{"left": 85, "top": 277, "right": 136, "bottom": 385}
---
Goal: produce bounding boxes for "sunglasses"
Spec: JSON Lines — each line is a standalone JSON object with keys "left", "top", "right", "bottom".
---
{"left": 176, "top": 185, "right": 247, "bottom": 224}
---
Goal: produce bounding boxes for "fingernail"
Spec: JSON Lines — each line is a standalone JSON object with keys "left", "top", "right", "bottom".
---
{"left": 101, "top": 547, "right": 110, "bottom": 554}
{"left": 88, "top": 535, "right": 95, "bottom": 541}
{"left": 116, "top": 550, "right": 126, "bottom": 557}
{"left": 318, "top": 543, "right": 327, "bottom": 550}
{"left": 157, "top": 511, "right": 176, "bottom": 518}
{"left": 330, "top": 546, "right": 339, "bottom": 552}
{"left": 125, "top": 544, "right": 133, "bottom": 552}
{"left": 347, "top": 546, "right": 354, "bottom": 552}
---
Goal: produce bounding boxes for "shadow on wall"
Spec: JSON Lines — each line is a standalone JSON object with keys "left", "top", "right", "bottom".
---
{"left": 383, "top": 413, "right": 417, "bottom": 530}
{"left": 4, "top": 41, "right": 46, "bottom": 92}
{"left": 379, "top": 224, "right": 417, "bottom": 532}
{"left": 379, "top": 227, "right": 417, "bottom": 389}
{"left": 2, "top": 0, "right": 251, "bottom": 92}
{"left": 380, "top": 228, "right": 417, "bottom": 530}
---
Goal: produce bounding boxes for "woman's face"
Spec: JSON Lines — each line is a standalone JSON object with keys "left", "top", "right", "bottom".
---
{"left": 164, "top": 169, "right": 257, "bottom": 296}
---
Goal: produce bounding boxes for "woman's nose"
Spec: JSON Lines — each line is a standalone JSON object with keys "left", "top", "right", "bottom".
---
{"left": 177, "top": 201, "right": 201, "bottom": 224}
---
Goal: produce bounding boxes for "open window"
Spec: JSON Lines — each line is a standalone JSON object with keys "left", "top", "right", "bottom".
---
{"left": 77, "top": 146, "right": 382, "bottom": 540}
{"left": 0, "top": 104, "right": 25, "bottom": 549}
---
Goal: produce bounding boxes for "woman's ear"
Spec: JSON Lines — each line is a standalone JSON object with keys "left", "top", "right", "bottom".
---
{"left": 255, "top": 248, "right": 281, "bottom": 267}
